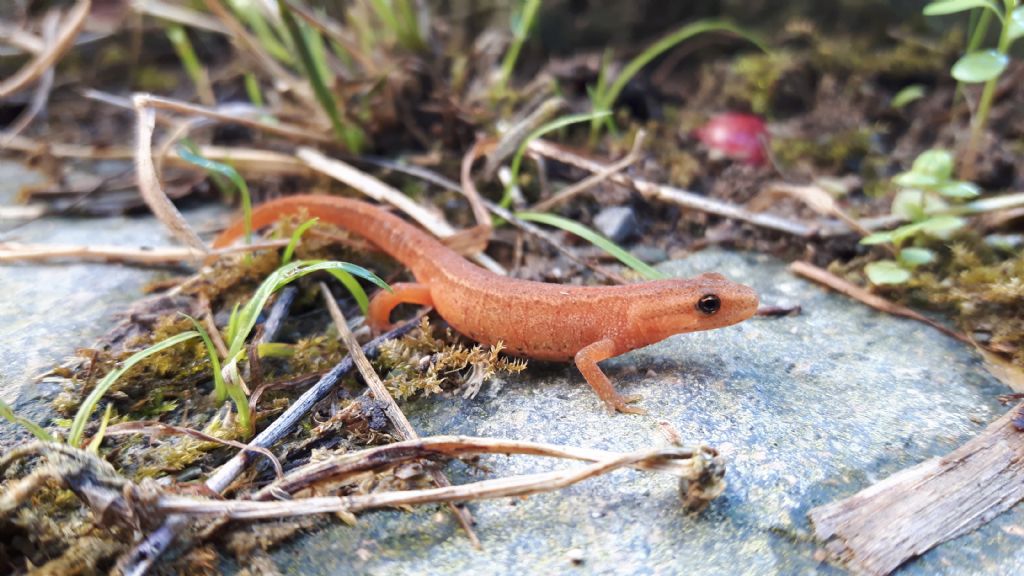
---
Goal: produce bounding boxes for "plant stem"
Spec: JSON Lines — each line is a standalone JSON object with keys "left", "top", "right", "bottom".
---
{"left": 961, "top": 11, "right": 1012, "bottom": 180}
{"left": 496, "top": 0, "right": 542, "bottom": 96}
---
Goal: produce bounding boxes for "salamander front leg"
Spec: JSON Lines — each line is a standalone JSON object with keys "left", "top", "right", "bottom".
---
{"left": 574, "top": 338, "right": 646, "bottom": 415}
{"left": 367, "top": 282, "right": 434, "bottom": 332}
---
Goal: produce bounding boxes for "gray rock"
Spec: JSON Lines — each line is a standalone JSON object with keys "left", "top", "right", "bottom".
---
{"left": 265, "top": 250, "right": 1021, "bottom": 575}
{"left": 593, "top": 205, "right": 638, "bottom": 243}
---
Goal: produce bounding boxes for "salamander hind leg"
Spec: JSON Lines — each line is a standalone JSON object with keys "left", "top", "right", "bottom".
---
{"left": 574, "top": 339, "right": 646, "bottom": 415}
{"left": 367, "top": 282, "right": 434, "bottom": 333}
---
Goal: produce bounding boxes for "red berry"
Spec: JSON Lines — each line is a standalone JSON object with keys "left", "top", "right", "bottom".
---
{"left": 694, "top": 113, "right": 768, "bottom": 166}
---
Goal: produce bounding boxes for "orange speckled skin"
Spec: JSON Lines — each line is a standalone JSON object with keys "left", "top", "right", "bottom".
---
{"left": 214, "top": 195, "right": 759, "bottom": 412}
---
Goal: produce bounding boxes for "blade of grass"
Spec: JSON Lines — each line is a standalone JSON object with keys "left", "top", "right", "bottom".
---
{"left": 69, "top": 330, "right": 202, "bottom": 448}
{"left": 514, "top": 211, "right": 666, "bottom": 280}
{"left": 87, "top": 404, "right": 114, "bottom": 453}
{"left": 277, "top": 0, "right": 365, "bottom": 151}
{"left": 225, "top": 260, "right": 389, "bottom": 363}
{"left": 496, "top": 0, "right": 542, "bottom": 95}
{"left": 165, "top": 24, "right": 215, "bottom": 106}
{"left": 176, "top": 143, "right": 253, "bottom": 245}
{"left": 591, "top": 20, "right": 766, "bottom": 140}
{"left": 0, "top": 398, "right": 55, "bottom": 442}
{"left": 183, "top": 314, "right": 228, "bottom": 403}
{"left": 503, "top": 111, "right": 612, "bottom": 209}
{"left": 281, "top": 217, "right": 319, "bottom": 264}
{"left": 325, "top": 269, "right": 371, "bottom": 315}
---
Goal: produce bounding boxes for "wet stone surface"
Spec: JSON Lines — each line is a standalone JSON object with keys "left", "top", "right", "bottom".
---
{"left": 267, "top": 250, "right": 1023, "bottom": 575}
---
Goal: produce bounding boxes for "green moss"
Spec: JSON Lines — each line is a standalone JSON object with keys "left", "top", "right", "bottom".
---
{"left": 377, "top": 318, "right": 527, "bottom": 400}
{"left": 771, "top": 127, "right": 873, "bottom": 170}
{"left": 723, "top": 52, "right": 796, "bottom": 115}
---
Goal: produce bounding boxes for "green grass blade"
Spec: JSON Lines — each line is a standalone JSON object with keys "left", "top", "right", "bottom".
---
{"left": 166, "top": 24, "right": 213, "bottom": 105}
{"left": 325, "top": 269, "right": 371, "bottom": 315}
{"left": 182, "top": 314, "right": 228, "bottom": 403}
{"left": 226, "top": 260, "right": 390, "bottom": 362}
{"left": 0, "top": 398, "right": 54, "bottom": 442}
{"left": 497, "top": 0, "right": 542, "bottom": 94}
{"left": 503, "top": 111, "right": 612, "bottom": 208}
{"left": 514, "top": 212, "right": 666, "bottom": 280}
{"left": 282, "top": 217, "right": 319, "bottom": 265}
{"left": 244, "top": 73, "right": 265, "bottom": 107}
{"left": 592, "top": 20, "right": 765, "bottom": 139}
{"left": 177, "top": 144, "right": 253, "bottom": 245}
{"left": 87, "top": 404, "right": 114, "bottom": 453}
{"left": 69, "top": 331, "right": 201, "bottom": 448}
{"left": 277, "top": 0, "right": 365, "bottom": 151}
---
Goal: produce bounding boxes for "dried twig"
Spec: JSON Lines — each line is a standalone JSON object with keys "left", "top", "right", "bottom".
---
{"left": 0, "top": 239, "right": 288, "bottom": 265}
{"left": 789, "top": 261, "right": 969, "bottom": 344}
{"left": 0, "top": 11, "right": 58, "bottom": 143}
{"left": 257, "top": 435, "right": 702, "bottom": 499}
{"left": 483, "top": 97, "right": 565, "bottom": 178}
{"left": 132, "top": 0, "right": 229, "bottom": 34}
{"left": 99, "top": 421, "right": 283, "bottom": 479}
{"left": 531, "top": 129, "right": 647, "bottom": 212}
{"left": 810, "top": 402, "right": 1024, "bottom": 576}
{"left": 528, "top": 139, "right": 825, "bottom": 237}
{"left": 134, "top": 95, "right": 208, "bottom": 254}
{"left": 317, "top": 283, "right": 481, "bottom": 548}
{"left": 296, "top": 147, "right": 506, "bottom": 275}
{"left": 0, "top": 0, "right": 91, "bottom": 98}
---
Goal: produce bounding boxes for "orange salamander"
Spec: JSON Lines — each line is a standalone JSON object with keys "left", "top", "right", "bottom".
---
{"left": 214, "top": 194, "right": 759, "bottom": 413}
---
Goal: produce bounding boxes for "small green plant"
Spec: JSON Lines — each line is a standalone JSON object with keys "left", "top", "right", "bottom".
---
{"left": 588, "top": 20, "right": 766, "bottom": 142}
{"left": 495, "top": 0, "right": 542, "bottom": 96}
{"left": 923, "top": 0, "right": 1024, "bottom": 177}
{"left": 514, "top": 211, "right": 666, "bottom": 280}
{"left": 860, "top": 149, "right": 978, "bottom": 284}
{"left": 177, "top": 143, "right": 253, "bottom": 245}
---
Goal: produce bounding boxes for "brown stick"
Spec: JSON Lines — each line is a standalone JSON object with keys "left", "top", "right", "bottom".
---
{"left": 317, "top": 284, "right": 482, "bottom": 548}
{"left": 788, "top": 261, "right": 969, "bottom": 345}
{"left": 810, "top": 402, "right": 1024, "bottom": 576}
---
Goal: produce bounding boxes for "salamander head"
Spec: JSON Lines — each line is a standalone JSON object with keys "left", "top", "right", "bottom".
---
{"left": 625, "top": 273, "right": 759, "bottom": 346}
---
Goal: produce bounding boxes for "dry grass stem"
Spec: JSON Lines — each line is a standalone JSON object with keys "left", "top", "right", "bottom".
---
{"left": 0, "top": 239, "right": 287, "bottom": 264}
{"left": 0, "top": 0, "right": 91, "bottom": 99}
{"left": 531, "top": 129, "right": 647, "bottom": 212}
{"left": 789, "top": 261, "right": 969, "bottom": 344}
{"left": 317, "top": 283, "right": 481, "bottom": 547}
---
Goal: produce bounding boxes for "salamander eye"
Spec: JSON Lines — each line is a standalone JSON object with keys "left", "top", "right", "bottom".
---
{"left": 697, "top": 294, "right": 721, "bottom": 315}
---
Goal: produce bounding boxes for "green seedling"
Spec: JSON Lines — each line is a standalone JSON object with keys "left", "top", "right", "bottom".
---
{"left": 495, "top": 0, "right": 542, "bottom": 96}
{"left": 0, "top": 398, "right": 55, "bottom": 442}
{"left": 588, "top": 20, "right": 766, "bottom": 143}
{"left": 860, "top": 149, "right": 978, "bottom": 284}
{"left": 923, "top": 0, "right": 1024, "bottom": 177}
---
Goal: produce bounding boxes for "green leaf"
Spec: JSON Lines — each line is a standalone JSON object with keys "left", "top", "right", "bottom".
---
{"left": 1009, "top": 6, "right": 1024, "bottom": 42}
{"left": 69, "top": 331, "right": 201, "bottom": 447}
{"left": 898, "top": 247, "right": 937, "bottom": 267}
{"left": 514, "top": 212, "right": 666, "bottom": 280}
{"left": 923, "top": 0, "right": 1002, "bottom": 17}
{"left": 891, "top": 189, "right": 948, "bottom": 221}
{"left": 0, "top": 398, "right": 54, "bottom": 442}
{"left": 182, "top": 314, "right": 228, "bottom": 404}
{"left": 890, "top": 84, "right": 926, "bottom": 108}
{"left": 893, "top": 172, "right": 941, "bottom": 190}
{"left": 864, "top": 260, "right": 911, "bottom": 285}
{"left": 910, "top": 149, "right": 955, "bottom": 180}
{"left": 918, "top": 215, "right": 967, "bottom": 236}
{"left": 890, "top": 221, "right": 931, "bottom": 245}
{"left": 951, "top": 50, "right": 1010, "bottom": 83}
{"left": 859, "top": 231, "right": 895, "bottom": 245}
{"left": 938, "top": 181, "right": 981, "bottom": 199}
